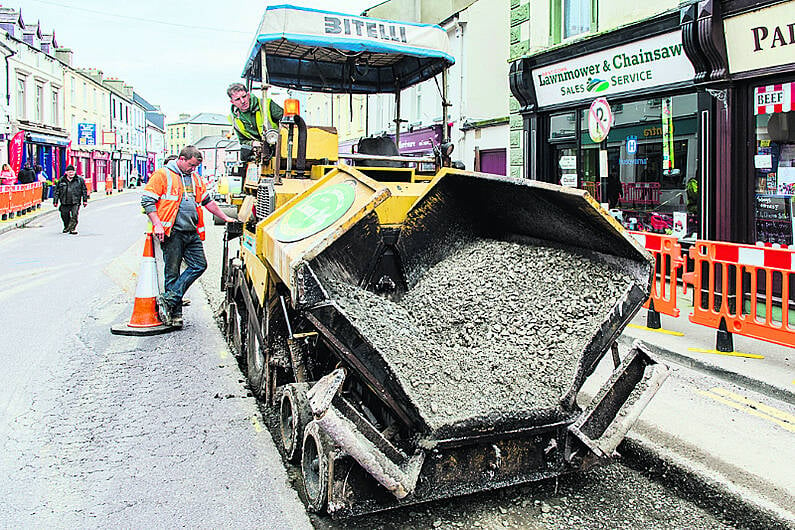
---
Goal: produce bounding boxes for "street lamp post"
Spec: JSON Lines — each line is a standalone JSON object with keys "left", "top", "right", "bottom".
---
{"left": 213, "top": 133, "right": 232, "bottom": 178}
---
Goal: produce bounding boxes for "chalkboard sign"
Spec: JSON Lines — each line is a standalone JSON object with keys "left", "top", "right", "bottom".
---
{"left": 755, "top": 194, "right": 793, "bottom": 245}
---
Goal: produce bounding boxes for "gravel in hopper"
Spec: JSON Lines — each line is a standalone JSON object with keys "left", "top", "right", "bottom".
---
{"left": 329, "top": 238, "right": 634, "bottom": 434}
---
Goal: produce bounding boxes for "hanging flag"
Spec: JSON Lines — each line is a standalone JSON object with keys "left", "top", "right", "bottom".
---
{"left": 9, "top": 131, "right": 24, "bottom": 174}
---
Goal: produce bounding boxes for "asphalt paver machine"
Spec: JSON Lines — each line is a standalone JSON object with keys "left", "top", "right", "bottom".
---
{"left": 220, "top": 4, "right": 668, "bottom": 517}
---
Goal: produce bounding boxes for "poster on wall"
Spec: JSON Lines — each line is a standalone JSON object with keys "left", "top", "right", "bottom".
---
{"left": 754, "top": 194, "right": 793, "bottom": 245}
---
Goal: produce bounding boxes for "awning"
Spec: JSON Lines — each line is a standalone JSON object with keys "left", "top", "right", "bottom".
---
{"left": 243, "top": 5, "right": 454, "bottom": 93}
{"left": 26, "top": 133, "right": 70, "bottom": 147}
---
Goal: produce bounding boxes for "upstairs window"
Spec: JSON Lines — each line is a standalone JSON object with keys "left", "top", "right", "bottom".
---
{"left": 16, "top": 76, "right": 25, "bottom": 117}
{"left": 550, "top": 0, "right": 596, "bottom": 44}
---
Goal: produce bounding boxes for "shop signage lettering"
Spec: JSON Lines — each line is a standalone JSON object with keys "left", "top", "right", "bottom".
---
{"left": 754, "top": 82, "right": 794, "bottom": 115}
{"left": 724, "top": 2, "right": 795, "bottom": 74}
{"left": 325, "top": 16, "right": 407, "bottom": 42}
{"left": 532, "top": 32, "right": 694, "bottom": 107}
{"left": 620, "top": 158, "right": 648, "bottom": 165}
{"left": 750, "top": 23, "right": 795, "bottom": 52}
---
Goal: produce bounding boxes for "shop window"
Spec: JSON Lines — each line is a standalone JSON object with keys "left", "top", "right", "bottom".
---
{"left": 549, "top": 111, "right": 576, "bottom": 141}
{"left": 550, "top": 0, "right": 597, "bottom": 44}
{"left": 578, "top": 93, "right": 699, "bottom": 237}
{"left": 753, "top": 82, "right": 795, "bottom": 245}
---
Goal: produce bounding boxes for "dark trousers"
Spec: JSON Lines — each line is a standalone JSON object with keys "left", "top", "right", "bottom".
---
{"left": 160, "top": 230, "right": 207, "bottom": 314}
{"left": 59, "top": 204, "right": 80, "bottom": 231}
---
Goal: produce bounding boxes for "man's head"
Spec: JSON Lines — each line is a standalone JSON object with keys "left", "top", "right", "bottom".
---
{"left": 176, "top": 146, "right": 202, "bottom": 174}
{"left": 227, "top": 82, "right": 251, "bottom": 112}
{"left": 65, "top": 165, "right": 76, "bottom": 179}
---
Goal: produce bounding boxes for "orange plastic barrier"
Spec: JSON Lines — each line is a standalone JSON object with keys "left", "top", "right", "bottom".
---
{"left": 683, "top": 240, "right": 795, "bottom": 348}
{"left": 583, "top": 181, "right": 602, "bottom": 202}
{"left": 0, "top": 185, "right": 10, "bottom": 218}
{"left": 629, "top": 231, "right": 685, "bottom": 326}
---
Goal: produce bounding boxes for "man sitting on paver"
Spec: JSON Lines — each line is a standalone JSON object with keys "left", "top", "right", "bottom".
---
{"left": 227, "top": 82, "right": 283, "bottom": 155}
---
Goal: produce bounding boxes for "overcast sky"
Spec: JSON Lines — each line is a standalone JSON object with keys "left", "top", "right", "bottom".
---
{"left": 20, "top": 0, "right": 381, "bottom": 122}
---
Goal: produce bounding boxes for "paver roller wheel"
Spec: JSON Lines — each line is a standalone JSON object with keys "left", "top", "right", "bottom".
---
{"left": 280, "top": 383, "right": 311, "bottom": 462}
{"left": 301, "top": 421, "right": 333, "bottom": 513}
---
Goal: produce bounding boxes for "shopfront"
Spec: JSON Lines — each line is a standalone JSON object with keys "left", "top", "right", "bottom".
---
{"left": 719, "top": 0, "right": 795, "bottom": 245}
{"left": 91, "top": 151, "right": 111, "bottom": 193}
{"left": 510, "top": 13, "right": 701, "bottom": 237}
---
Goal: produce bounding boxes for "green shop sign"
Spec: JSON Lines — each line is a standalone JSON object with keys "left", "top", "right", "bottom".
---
{"left": 532, "top": 31, "right": 695, "bottom": 107}
{"left": 273, "top": 180, "right": 357, "bottom": 242}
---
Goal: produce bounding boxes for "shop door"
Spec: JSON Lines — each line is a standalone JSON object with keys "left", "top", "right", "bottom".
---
{"left": 555, "top": 144, "right": 578, "bottom": 189}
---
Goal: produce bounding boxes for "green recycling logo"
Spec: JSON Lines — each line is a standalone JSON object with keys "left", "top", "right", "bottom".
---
{"left": 273, "top": 179, "right": 357, "bottom": 243}
{"left": 587, "top": 78, "right": 610, "bottom": 92}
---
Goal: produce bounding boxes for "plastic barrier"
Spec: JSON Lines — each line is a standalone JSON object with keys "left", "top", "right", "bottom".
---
{"left": 629, "top": 231, "right": 685, "bottom": 328}
{"left": 0, "top": 185, "right": 10, "bottom": 219}
{"left": 683, "top": 240, "right": 795, "bottom": 350}
{"left": 583, "top": 181, "right": 602, "bottom": 202}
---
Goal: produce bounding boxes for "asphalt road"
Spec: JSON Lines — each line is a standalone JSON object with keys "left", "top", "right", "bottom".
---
{"left": 0, "top": 193, "right": 310, "bottom": 528}
{"left": 0, "top": 192, "right": 786, "bottom": 528}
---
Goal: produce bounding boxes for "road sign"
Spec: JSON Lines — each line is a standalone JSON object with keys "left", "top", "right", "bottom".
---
{"left": 588, "top": 98, "right": 613, "bottom": 143}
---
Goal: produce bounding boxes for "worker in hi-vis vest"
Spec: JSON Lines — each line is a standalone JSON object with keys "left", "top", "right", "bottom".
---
{"left": 227, "top": 82, "right": 284, "bottom": 148}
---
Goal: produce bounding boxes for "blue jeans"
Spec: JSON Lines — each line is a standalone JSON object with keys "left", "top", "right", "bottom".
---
{"left": 160, "top": 230, "right": 207, "bottom": 314}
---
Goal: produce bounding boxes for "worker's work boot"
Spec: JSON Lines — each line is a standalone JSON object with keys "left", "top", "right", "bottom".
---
{"left": 156, "top": 295, "right": 173, "bottom": 326}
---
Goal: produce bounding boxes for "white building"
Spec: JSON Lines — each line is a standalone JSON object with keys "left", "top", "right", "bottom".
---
{"left": 362, "top": 0, "right": 511, "bottom": 174}
{"left": 0, "top": 9, "right": 69, "bottom": 175}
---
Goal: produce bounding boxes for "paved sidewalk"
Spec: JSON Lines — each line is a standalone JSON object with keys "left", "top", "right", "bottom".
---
{"left": 620, "top": 291, "right": 794, "bottom": 404}
{"left": 0, "top": 189, "right": 121, "bottom": 236}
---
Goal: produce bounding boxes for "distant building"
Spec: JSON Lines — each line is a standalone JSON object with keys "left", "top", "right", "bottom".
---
{"left": 135, "top": 91, "right": 166, "bottom": 179}
{"left": 166, "top": 113, "right": 233, "bottom": 156}
{"left": 1, "top": 7, "right": 69, "bottom": 178}
{"left": 64, "top": 65, "right": 111, "bottom": 191}
{"left": 194, "top": 134, "right": 234, "bottom": 179}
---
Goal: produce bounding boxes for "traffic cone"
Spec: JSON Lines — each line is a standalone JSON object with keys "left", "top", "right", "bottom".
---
{"left": 111, "top": 233, "right": 175, "bottom": 336}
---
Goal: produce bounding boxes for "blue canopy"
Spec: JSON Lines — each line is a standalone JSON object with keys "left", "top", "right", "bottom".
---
{"left": 243, "top": 5, "right": 455, "bottom": 94}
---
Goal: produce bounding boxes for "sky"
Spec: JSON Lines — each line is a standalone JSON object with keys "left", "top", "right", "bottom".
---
{"left": 19, "top": 0, "right": 382, "bottom": 122}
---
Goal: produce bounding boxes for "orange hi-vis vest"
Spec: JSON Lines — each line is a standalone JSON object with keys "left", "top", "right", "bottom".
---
{"left": 143, "top": 167, "right": 208, "bottom": 240}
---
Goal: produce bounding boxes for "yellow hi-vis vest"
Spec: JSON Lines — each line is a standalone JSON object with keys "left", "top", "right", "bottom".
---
{"left": 143, "top": 167, "right": 207, "bottom": 240}
{"left": 229, "top": 98, "right": 278, "bottom": 141}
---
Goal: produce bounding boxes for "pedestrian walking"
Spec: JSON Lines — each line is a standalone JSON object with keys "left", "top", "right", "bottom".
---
{"left": 141, "top": 146, "right": 236, "bottom": 328}
{"left": 0, "top": 163, "right": 14, "bottom": 185}
{"left": 35, "top": 164, "right": 50, "bottom": 201}
{"left": 53, "top": 165, "right": 88, "bottom": 234}
{"left": 17, "top": 163, "right": 35, "bottom": 184}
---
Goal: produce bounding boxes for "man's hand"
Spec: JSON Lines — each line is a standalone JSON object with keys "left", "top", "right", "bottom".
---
{"left": 223, "top": 214, "right": 237, "bottom": 223}
{"left": 153, "top": 223, "right": 165, "bottom": 242}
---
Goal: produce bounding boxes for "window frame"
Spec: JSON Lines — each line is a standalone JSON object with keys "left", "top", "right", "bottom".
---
{"left": 550, "top": 0, "right": 597, "bottom": 44}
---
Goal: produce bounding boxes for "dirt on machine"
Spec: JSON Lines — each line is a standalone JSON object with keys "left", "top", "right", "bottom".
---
{"left": 219, "top": 4, "right": 668, "bottom": 518}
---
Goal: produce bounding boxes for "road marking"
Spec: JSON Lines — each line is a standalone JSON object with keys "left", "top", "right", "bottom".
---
{"left": 688, "top": 347, "right": 764, "bottom": 360}
{"left": 627, "top": 323, "right": 685, "bottom": 336}
{"left": 710, "top": 387, "right": 795, "bottom": 424}
{"left": 0, "top": 269, "right": 71, "bottom": 302}
{"left": 250, "top": 416, "right": 263, "bottom": 433}
{"left": 696, "top": 387, "right": 795, "bottom": 433}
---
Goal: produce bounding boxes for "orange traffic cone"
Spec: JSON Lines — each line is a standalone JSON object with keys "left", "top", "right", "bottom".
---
{"left": 111, "top": 233, "right": 175, "bottom": 336}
